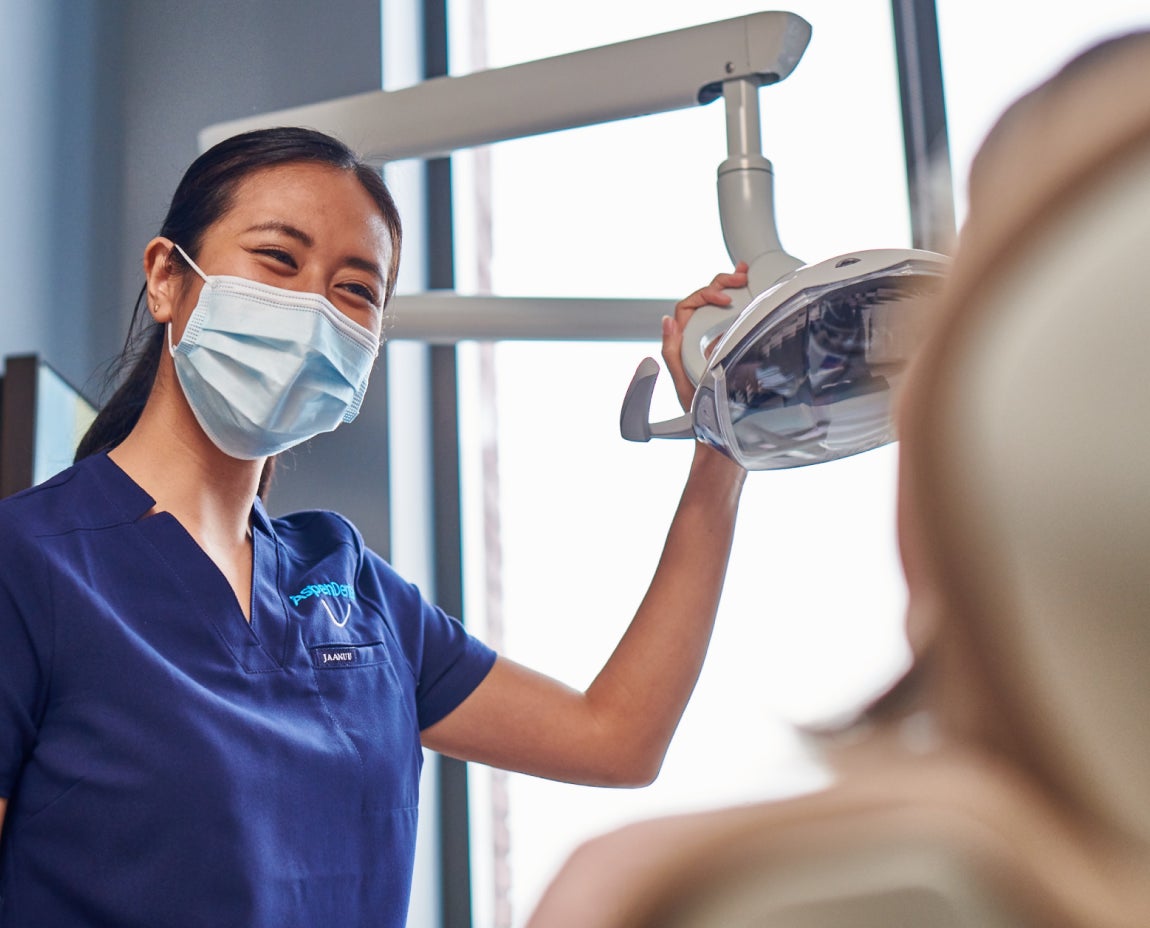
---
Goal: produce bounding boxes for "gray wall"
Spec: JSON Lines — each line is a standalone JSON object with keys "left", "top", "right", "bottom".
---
{"left": 0, "top": 0, "right": 125, "bottom": 392}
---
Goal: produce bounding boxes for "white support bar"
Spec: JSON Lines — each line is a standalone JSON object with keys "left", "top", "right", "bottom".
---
{"left": 198, "top": 12, "right": 811, "bottom": 160}
{"left": 384, "top": 293, "right": 671, "bottom": 343}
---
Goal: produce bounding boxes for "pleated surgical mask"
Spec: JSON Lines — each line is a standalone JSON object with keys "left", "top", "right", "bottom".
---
{"left": 167, "top": 243, "right": 380, "bottom": 460}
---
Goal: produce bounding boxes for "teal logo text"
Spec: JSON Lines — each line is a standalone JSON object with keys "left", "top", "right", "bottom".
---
{"left": 290, "top": 581, "right": 355, "bottom": 607}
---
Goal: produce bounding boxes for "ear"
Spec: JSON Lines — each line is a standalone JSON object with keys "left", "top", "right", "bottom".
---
{"left": 142, "top": 237, "right": 183, "bottom": 324}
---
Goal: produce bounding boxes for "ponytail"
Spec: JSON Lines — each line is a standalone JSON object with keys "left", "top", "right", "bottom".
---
{"left": 74, "top": 288, "right": 163, "bottom": 461}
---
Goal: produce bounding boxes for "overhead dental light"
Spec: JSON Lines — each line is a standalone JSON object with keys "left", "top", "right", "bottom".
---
{"left": 620, "top": 250, "right": 945, "bottom": 468}
{"left": 199, "top": 12, "right": 946, "bottom": 468}
{"left": 618, "top": 65, "right": 948, "bottom": 469}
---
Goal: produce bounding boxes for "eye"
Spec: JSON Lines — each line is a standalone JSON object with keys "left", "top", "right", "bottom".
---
{"left": 340, "top": 281, "right": 381, "bottom": 307}
{"left": 255, "top": 247, "right": 297, "bottom": 268}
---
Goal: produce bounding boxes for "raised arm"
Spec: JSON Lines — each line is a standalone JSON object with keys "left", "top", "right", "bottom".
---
{"left": 422, "top": 265, "right": 748, "bottom": 787}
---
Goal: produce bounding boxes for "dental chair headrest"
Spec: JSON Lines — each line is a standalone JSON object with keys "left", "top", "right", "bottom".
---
{"left": 903, "top": 34, "right": 1150, "bottom": 847}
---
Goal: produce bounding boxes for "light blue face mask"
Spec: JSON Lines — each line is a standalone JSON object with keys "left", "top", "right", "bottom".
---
{"left": 167, "top": 244, "right": 380, "bottom": 460}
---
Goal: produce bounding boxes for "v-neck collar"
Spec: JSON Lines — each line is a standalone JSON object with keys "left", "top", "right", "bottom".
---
{"left": 90, "top": 452, "right": 289, "bottom": 673}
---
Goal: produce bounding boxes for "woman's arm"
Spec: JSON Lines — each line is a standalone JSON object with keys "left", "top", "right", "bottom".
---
{"left": 422, "top": 266, "right": 748, "bottom": 787}
{"left": 0, "top": 797, "right": 7, "bottom": 841}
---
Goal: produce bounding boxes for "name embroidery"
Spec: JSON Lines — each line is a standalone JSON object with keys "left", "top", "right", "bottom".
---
{"left": 313, "top": 646, "right": 359, "bottom": 667}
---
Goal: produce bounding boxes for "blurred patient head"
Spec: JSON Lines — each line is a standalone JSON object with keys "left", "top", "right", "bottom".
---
{"left": 888, "top": 27, "right": 1150, "bottom": 844}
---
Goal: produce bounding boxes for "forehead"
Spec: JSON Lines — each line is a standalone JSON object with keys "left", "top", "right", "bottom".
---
{"left": 222, "top": 162, "right": 393, "bottom": 261}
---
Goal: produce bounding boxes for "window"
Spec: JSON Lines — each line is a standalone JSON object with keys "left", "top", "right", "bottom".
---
{"left": 447, "top": 2, "right": 912, "bottom": 925}
{"left": 937, "top": 0, "right": 1149, "bottom": 225}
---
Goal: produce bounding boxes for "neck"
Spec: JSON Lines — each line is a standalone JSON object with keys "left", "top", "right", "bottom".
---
{"left": 109, "top": 363, "right": 263, "bottom": 548}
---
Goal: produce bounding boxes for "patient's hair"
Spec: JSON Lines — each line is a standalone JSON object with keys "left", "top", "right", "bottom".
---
{"left": 970, "top": 30, "right": 1150, "bottom": 197}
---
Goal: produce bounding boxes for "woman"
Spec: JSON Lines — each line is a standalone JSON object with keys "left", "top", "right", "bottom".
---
{"left": 0, "top": 126, "right": 746, "bottom": 926}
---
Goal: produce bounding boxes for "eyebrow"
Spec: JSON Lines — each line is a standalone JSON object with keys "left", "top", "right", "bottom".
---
{"left": 243, "top": 220, "right": 385, "bottom": 283}
{"left": 244, "top": 220, "right": 314, "bottom": 247}
{"left": 343, "top": 254, "right": 385, "bottom": 282}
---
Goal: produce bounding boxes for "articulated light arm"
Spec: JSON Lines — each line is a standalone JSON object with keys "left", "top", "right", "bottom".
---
{"left": 199, "top": 12, "right": 811, "bottom": 160}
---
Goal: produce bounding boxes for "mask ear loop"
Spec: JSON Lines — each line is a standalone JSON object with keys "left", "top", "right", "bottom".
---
{"left": 171, "top": 242, "right": 210, "bottom": 282}
{"left": 166, "top": 242, "right": 209, "bottom": 356}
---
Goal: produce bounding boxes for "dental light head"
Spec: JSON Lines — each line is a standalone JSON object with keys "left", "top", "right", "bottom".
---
{"left": 620, "top": 249, "right": 945, "bottom": 469}
{"left": 620, "top": 58, "right": 947, "bottom": 470}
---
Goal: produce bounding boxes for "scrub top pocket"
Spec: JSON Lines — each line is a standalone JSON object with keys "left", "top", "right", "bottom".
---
{"left": 307, "top": 640, "right": 422, "bottom": 809}
{"left": 310, "top": 640, "right": 391, "bottom": 669}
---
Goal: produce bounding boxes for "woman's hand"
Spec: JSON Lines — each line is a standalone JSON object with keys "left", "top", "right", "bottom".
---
{"left": 661, "top": 261, "right": 749, "bottom": 411}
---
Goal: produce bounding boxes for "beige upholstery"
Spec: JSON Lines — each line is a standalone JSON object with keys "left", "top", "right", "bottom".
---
{"left": 934, "top": 137, "right": 1150, "bottom": 847}
{"left": 656, "top": 825, "right": 1038, "bottom": 928}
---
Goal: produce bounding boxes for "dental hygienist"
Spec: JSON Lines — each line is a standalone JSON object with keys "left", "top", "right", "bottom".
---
{"left": 0, "top": 127, "right": 746, "bottom": 928}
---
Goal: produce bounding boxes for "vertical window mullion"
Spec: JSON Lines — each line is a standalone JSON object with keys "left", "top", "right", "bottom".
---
{"left": 421, "top": 2, "right": 474, "bottom": 927}
{"left": 890, "top": 0, "right": 956, "bottom": 252}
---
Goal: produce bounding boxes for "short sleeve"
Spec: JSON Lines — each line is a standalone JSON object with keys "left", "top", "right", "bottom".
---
{"left": 0, "top": 532, "right": 52, "bottom": 797}
{"left": 356, "top": 549, "right": 496, "bottom": 730}
{"left": 410, "top": 596, "right": 497, "bottom": 729}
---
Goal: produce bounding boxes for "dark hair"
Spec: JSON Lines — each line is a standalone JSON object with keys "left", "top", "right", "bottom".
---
{"left": 74, "top": 127, "right": 402, "bottom": 497}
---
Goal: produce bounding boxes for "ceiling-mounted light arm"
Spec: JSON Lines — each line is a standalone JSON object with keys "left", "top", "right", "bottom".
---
{"left": 719, "top": 77, "right": 803, "bottom": 284}
{"left": 198, "top": 12, "right": 812, "bottom": 160}
{"left": 678, "top": 75, "right": 806, "bottom": 385}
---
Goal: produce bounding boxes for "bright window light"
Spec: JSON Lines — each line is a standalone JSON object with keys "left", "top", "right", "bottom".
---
{"left": 447, "top": 3, "right": 913, "bottom": 925}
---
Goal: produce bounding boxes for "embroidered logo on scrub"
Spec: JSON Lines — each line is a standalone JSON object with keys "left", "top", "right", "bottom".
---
{"left": 290, "top": 580, "right": 355, "bottom": 628}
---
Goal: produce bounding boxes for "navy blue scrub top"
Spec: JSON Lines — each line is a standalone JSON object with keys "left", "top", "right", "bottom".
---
{"left": 0, "top": 453, "right": 496, "bottom": 927}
